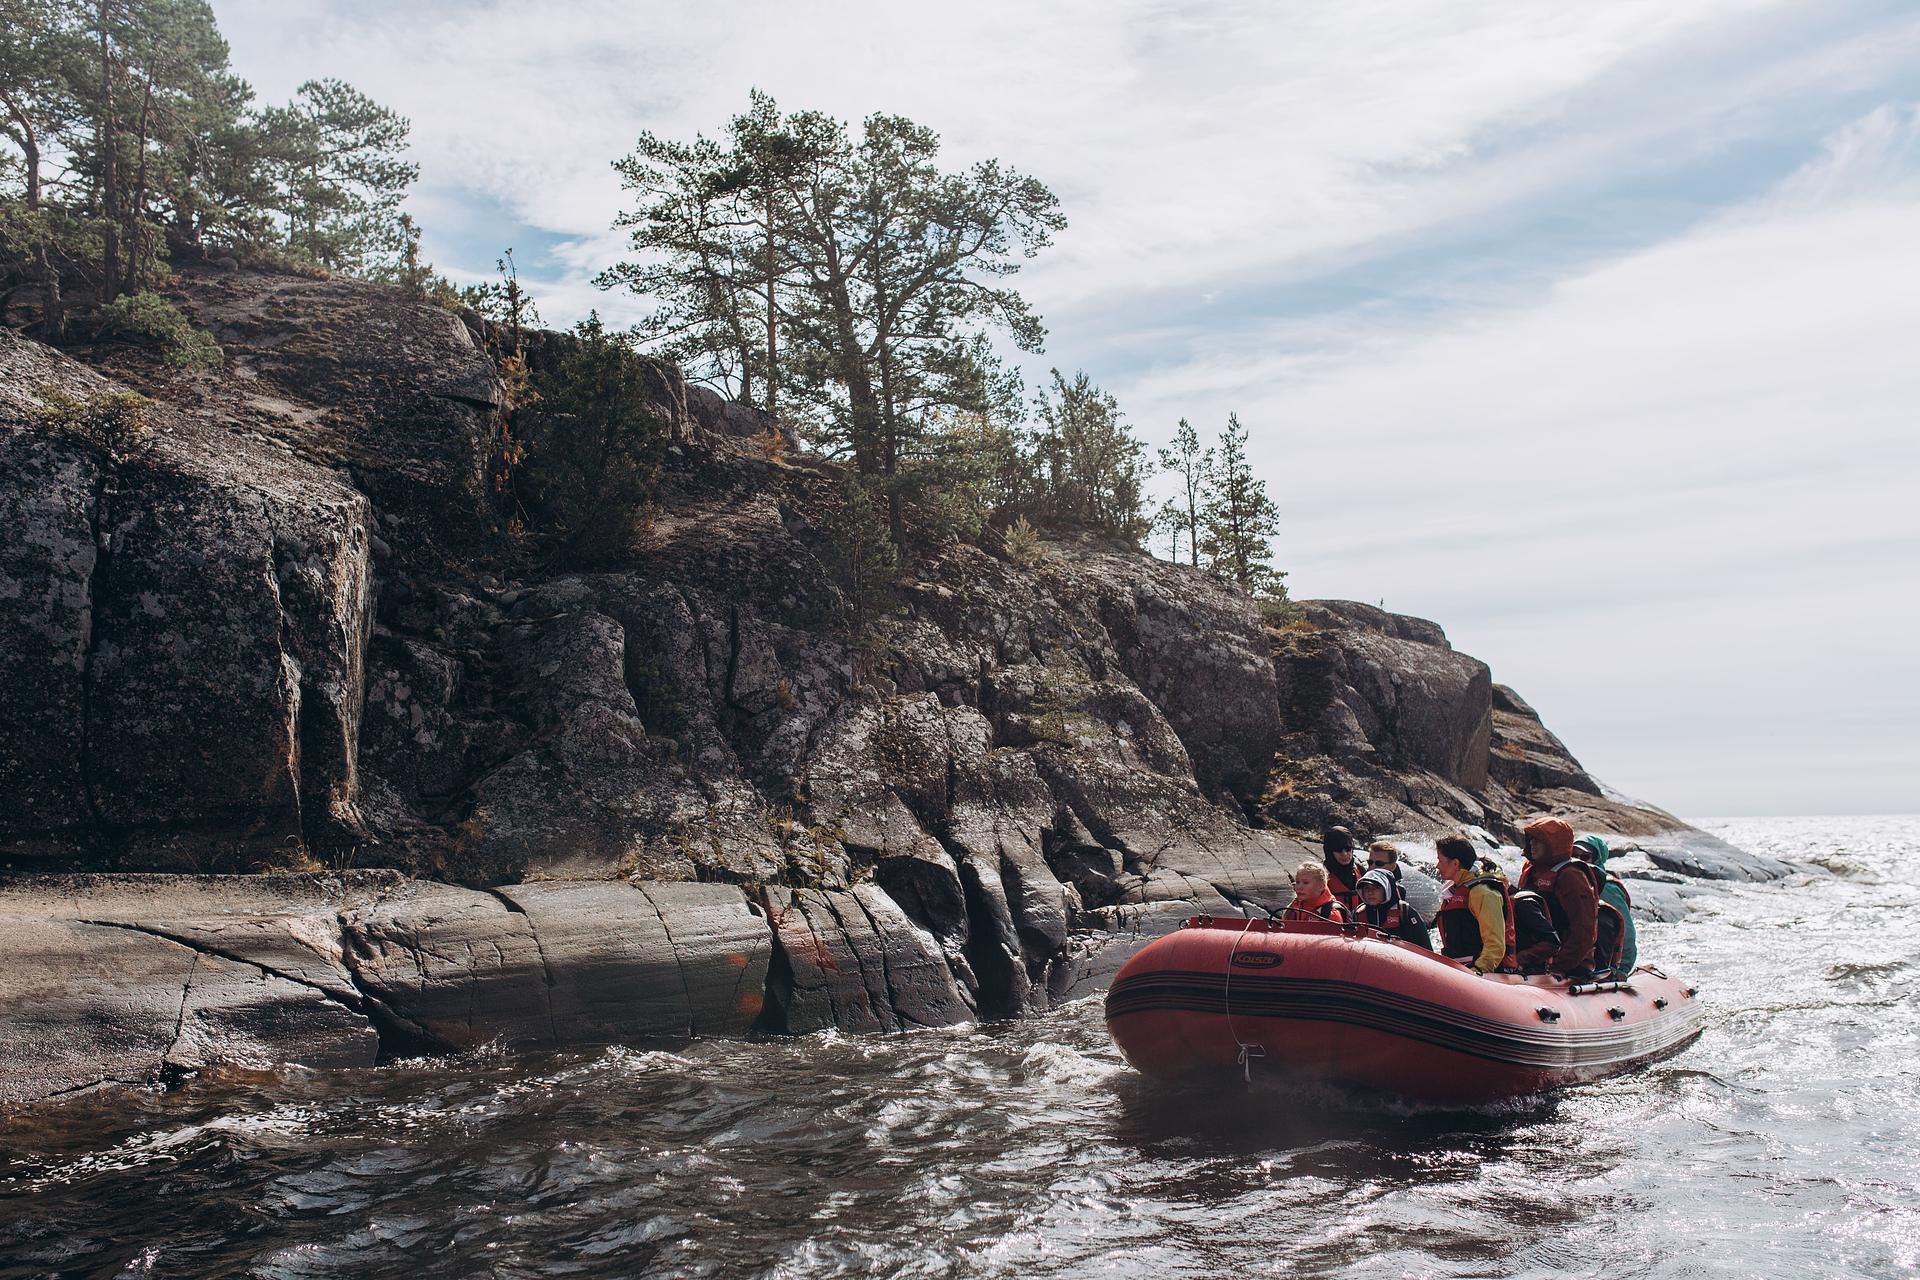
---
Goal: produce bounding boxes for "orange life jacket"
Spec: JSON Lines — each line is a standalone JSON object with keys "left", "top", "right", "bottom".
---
{"left": 1436, "top": 873, "right": 1519, "bottom": 971}
{"left": 1284, "top": 889, "right": 1349, "bottom": 925}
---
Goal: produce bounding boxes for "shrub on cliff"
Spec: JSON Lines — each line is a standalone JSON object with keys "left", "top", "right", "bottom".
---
{"left": 514, "top": 314, "right": 667, "bottom": 563}
{"left": 95, "top": 293, "right": 223, "bottom": 368}
{"left": 1000, "top": 514, "right": 1044, "bottom": 568}
{"left": 32, "top": 382, "right": 155, "bottom": 458}
{"left": 821, "top": 476, "right": 899, "bottom": 680}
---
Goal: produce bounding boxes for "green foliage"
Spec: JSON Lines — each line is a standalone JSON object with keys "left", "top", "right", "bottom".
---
{"left": 1198, "top": 412, "right": 1282, "bottom": 595}
{"left": 514, "top": 313, "right": 667, "bottom": 563}
{"left": 1000, "top": 514, "right": 1044, "bottom": 568}
{"left": 32, "top": 380, "right": 154, "bottom": 454}
{"left": 604, "top": 91, "right": 1064, "bottom": 536}
{"left": 820, "top": 475, "right": 899, "bottom": 678}
{"left": 1029, "top": 368, "right": 1148, "bottom": 542}
{"left": 1255, "top": 583, "right": 1304, "bottom": 628}
{"left": 95, "top": 290, "right": 221, "bottom": 366}
{"left": 462, "top": 247, "right": 541, "bottom": 350}
{"left": 267, "top": 77, "right": 418, "bottom": 274}
{"left": 0, "top": 1, "right": 419, "bottom": 321}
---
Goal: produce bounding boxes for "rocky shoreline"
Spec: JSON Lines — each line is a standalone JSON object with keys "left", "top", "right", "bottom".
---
{"left": 0, "top": 822, "right": 1788, "bottom": 1109}
{"left": 0, "top": 266, "right": 1790, "bottom": 1109}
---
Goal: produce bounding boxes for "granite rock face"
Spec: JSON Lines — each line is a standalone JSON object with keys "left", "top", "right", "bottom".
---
{"left": 0, "top": 327, "right": 373, "bottom": 865}
{"left": 0, "top": 269, "right": 1770, "bottom": 1106}
{"left": 0, "top": 873, "right": 772, "bottom": 1106}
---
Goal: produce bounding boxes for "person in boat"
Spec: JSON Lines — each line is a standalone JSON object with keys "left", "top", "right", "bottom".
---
{"left": 1433, "top": 834, "right": 1518, "bottom": 975}
{"left": 1510, "top": 889, "right": 1562, "bottom": 970}
{"left": 1285, "top": 862, "right": 1351, "bottom": 924}
{"left": 1366, "top": 841, "right": 1405, "bottom": 898}
{"left": 1354, "top": 868, "right": 1432, "bottom": 948}
{"left": 1573, "top": 833, "right": 1637, "bottom": 975}
{"left": 1515, "top": 818, "right": 1614, "bottom": 981}
{"left": 1322, "top": 826, "right": 1363, "bottom": 914}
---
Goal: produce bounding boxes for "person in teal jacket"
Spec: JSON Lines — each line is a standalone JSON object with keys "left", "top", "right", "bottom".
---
{"left": 1573, "top": 834, "right": 1637, "bottom": 975}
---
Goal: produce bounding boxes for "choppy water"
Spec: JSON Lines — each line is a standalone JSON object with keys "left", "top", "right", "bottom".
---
{"left": 4, "top": 816, "right": 1916, "bottom": 1279}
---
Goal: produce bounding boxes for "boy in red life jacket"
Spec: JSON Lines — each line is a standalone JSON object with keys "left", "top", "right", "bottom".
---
{"left": 1516, "top": 817, "right": 1599, "bottom": 981}
{"left": 1284, "top": 862, "right": 1350, "bottom": 924}
{"left": 1433, "top": 833, "right": 1517, "bottom": 974}
{"left": 1321, "top": 826, "right": 1363, "bottom": 914}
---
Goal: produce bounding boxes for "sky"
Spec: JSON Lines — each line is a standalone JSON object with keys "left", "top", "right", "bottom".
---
{"left": 209, "top": 0, "right": 1920, "bottom": 817}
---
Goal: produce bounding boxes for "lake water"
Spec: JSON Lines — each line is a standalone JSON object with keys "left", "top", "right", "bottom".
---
{"left": 3, "top": 816, "right": 1915, "bottom": 1279}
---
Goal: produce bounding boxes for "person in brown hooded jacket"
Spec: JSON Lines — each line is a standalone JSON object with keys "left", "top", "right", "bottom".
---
{"left": 1515, "top": 817, "right": 1599, "bottom": 979}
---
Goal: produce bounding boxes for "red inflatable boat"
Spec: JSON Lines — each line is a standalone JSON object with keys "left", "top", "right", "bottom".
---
{"left": 1106, "top": 915, "right": 1702, "bottom": 1105}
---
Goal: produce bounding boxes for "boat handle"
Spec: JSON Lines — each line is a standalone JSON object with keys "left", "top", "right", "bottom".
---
{"left": 1537, "top": 1007, "right": 1561, "bottom": 1022}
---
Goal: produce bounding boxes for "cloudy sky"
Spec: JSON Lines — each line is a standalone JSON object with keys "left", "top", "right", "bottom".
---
{"left": 211, "top": 0, "right": 1920, "bottom": 817}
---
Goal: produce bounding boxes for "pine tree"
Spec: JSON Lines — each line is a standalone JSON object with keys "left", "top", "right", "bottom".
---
{"left": 1153, "top": 416, "right": 1208, "bottom": 568}
{"left": 0, "top": 0, "right": 86, "bottom": 211}
{"left": 605, "top": 92, "right": 1064, "bottom": 543}
{"left": 1031, "top": 368, "right": 1148, "bottom": 543}
{"left": 270, "top": 77, "right": 416, "bottom": 272}
{"left": 1198, "top": 412, "right": 1281, "bottom": 594}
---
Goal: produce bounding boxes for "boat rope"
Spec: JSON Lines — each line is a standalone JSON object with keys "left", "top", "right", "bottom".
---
{"left": 1222, "top": 916, "right": 1264, "bottom": 1082}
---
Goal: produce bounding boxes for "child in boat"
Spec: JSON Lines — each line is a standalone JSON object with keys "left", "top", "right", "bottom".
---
{"left": 1285, "top": 862, "right": 1350, "bottom": 924}
{"left": 1354, "top": 868, "right": 1432, "bottom": 948}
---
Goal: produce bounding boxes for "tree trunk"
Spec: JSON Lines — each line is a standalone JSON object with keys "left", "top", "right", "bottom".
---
{"left": 765, "top": 194, "right": 777, "bottom": 420}
{"left": 876, "top": 336, "right": 903, "bottom": 545}
{"left": 1, "top": 90, "right": 40, "bottom": 208}
{"left": 821, "top": 245, "right": 880, "bottom": 475}
{"left": 38, "top": 244, "right": 64, "bottom": 342}
{"left": 96, "top": 3, "right": 121, "bottom": 305}
{"left": 123, "top": 70, "right": 155, "bottom": 295}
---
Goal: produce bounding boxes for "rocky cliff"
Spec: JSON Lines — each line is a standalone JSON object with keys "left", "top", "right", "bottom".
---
{"left": 0, "top": 268, "right": 1778, "bottom": 1106}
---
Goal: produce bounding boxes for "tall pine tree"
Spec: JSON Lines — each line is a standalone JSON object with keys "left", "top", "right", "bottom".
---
{"left": 1153, "top": 416, "right": 1208, "bottom": 567}
{"left": 1198, "top": 412, "right": 1281, "bottom": 594}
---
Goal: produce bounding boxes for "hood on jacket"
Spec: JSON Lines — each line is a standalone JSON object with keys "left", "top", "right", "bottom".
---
{"left": 1573, "top": 833, "right": 1611, "bottom": 868}
{"left": 1357, "top": 868, "right": 1399, "bottom": 904}
{"left": 1523, "top": 817, "right": 1576, "bottom": 861}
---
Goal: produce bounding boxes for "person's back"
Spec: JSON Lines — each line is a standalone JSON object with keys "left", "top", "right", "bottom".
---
{"left": 1575, "top": 834, "right": 1637, "bottom": 974}
{"left": 1355, "top": 868, "right": 1432, "bottom": 949}
{"left": 1517, "top": 818, "right": 1602, "bottom": 979}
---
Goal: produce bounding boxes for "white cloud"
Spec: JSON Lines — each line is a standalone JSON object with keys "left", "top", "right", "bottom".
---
{"left": 202, "top": 1, "right": 1920, "bottom": 813}
{"left": 1144, "top": 107, "right": 1920, "bottom": 814}
{"left": 214, "top": 0, "right": 1802, "bottom": 298}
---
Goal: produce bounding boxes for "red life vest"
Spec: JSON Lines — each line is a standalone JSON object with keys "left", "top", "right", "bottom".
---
{"left": 1531, "top": 857, "right": 1626, "bottom": 971}
{"left": 1436, "top": 873, "right": 1518, "bottom": 971}
{"left": 1324, "top": 856, "right": 1362, "bottom": 913}
{"left": 1363, "top": 902, "right": 1407, "bottom": 930}
{"left": 1284, "top": 890, "right": 1349, "bottom": 925}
